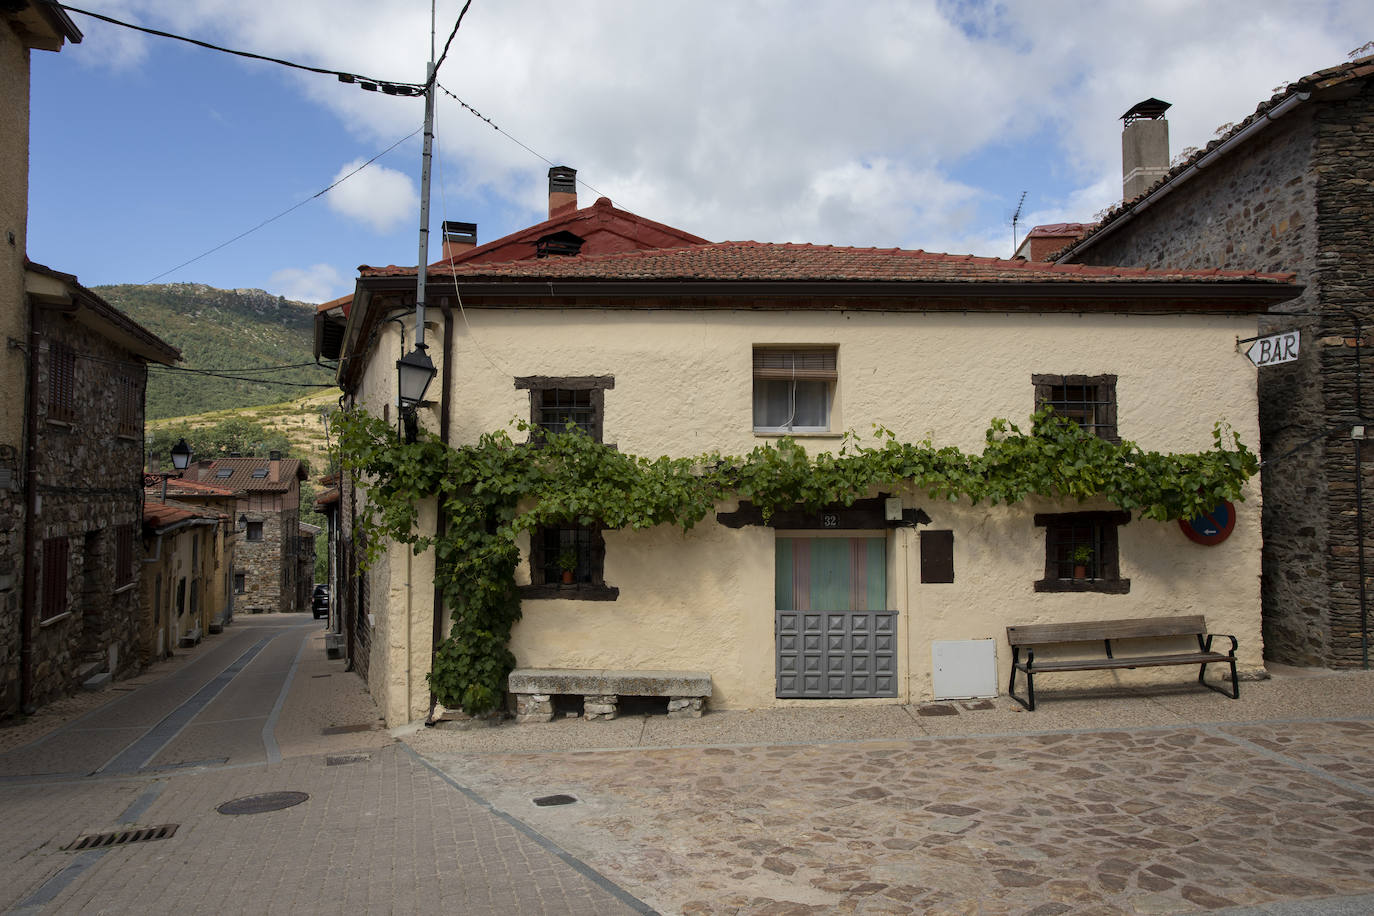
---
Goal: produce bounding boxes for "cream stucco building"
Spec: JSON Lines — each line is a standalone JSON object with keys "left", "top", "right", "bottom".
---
{"left": 321, "top": 175, "right": 1299, "bottom": 726}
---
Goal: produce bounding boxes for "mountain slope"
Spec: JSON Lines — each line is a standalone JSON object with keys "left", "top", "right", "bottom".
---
{"left": 95, "top": 283, "right": 338, "bottom": 420}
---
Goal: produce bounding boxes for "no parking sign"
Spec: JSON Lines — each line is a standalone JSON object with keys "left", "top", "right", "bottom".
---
{"left": 1179, "top": 500, "right": 1236, "bottom": 545}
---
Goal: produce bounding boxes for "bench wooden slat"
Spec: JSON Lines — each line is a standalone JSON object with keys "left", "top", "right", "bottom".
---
{"left": 1015, "top": 652, "right": 1229, "bottom": 673}
{"left": 1007, "top": 615, "right": 1208, "bottom": 646}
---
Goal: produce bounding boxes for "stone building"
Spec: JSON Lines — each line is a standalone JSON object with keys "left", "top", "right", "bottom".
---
{"left": 318, "top": 167, "right": 1297, "bottom": 726}
{"left": 1054, "top": 54, "right": 1374, "bottom": 668}
{"left": 181, "top": 455, "right": 306, "bottom": 615}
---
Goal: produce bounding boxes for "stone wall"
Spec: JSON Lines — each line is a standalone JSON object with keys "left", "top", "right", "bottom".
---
{"left": 1313, "top": 82, "right": 1374, "bottom": 667}
{"left": 20, "top": 308, "right": 148, "bottom": 712}
{"left": 234, "top": 499, "right": 299, "bottom": 614}
{"left": 1066, "top": 86, "right": 1374, "bottom": 667}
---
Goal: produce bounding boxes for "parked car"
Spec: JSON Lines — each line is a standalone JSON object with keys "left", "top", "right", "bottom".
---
{"left": 312, "top": 584, "right": 329, "bottom": 619}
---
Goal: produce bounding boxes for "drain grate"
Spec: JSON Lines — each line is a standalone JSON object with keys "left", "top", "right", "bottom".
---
{"left": 326, "top": 753, "right": 370, "bottom": 767}
{"left": 216, "top": 791, "right": 309, "bottom": 815}
{"left": 64, "top": 824, "right": 178, "bottom": 851}
{"left": 532, "top": 794, "right": 578, "bottom": 807}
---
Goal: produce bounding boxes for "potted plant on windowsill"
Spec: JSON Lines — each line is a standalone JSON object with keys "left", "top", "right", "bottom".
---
{"left": 1070, "top": 545, "right": 1094, "bottom": 580}
{"left": 557, "top": 547, "right": 579, "bottom": 585}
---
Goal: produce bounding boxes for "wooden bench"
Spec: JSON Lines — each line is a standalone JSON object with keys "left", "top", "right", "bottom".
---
{"left": 1006, "top": 615, "right": 1238, "bottom": 711}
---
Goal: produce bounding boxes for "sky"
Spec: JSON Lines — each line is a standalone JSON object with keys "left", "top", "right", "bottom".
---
{"left": 25, "top": 1, "right": 1372, "bottom": 303}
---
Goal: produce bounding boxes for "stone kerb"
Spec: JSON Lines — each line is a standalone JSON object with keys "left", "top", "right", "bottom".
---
{"left": 508, "top": 667, "right": 711, "bottom": 723}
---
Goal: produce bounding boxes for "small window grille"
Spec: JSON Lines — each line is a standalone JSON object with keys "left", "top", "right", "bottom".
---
{"left": 537, "top": 389, "right": 595, "bottom": 436}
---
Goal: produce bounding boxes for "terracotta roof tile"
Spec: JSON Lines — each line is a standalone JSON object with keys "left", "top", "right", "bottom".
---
{"left": 188, "top": 457, "right": 306, "bottom": 492}
{"left": 358, "top": 241, "right": 1294, "bottom": 285}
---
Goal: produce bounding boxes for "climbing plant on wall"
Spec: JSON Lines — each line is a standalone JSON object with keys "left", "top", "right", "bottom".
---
{"left": 336, "top": 409, "right": 1258, "bottom": 715}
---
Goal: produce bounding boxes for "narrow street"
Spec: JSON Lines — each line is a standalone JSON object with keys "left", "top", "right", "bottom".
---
{"left": 0, "top": 617, "right": 648, "bottom": 915}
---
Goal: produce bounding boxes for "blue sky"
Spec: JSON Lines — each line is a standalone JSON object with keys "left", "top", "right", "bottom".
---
{"left": 25, "top": 1, "right": 1371, "bottom": 302}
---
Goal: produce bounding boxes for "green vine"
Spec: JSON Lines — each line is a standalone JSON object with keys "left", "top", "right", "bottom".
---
{"left": 336, "top": 408, "right": 1257, "bottom": 714}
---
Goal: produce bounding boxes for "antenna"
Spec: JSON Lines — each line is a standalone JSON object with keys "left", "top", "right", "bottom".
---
{"left": 1011, "top": 191, "right": 1028, "bottom": 255}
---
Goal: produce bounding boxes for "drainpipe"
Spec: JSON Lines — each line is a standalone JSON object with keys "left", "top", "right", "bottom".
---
{"left": 19, "top": 299, "right": 41, "bottom": 713}
{"left": 426, "top": 300, "right": 454, "bottom": 723}
{"left": 1353, "top": 312, "right": 1368, "bottom": 669}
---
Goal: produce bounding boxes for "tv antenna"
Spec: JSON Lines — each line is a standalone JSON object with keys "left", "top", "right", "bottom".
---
{"left": 1010, "top": 191, "right": 1028, "bottom": 255}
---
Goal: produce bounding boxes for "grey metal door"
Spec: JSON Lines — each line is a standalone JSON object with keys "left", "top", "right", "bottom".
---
{"left": 775, "top": 537, "right": 896, "bottom": 698}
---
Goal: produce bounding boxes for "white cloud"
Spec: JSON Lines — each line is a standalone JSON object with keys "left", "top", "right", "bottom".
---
{"left": 268, "top": 263, "right": 347, "bottom": 303}
{"left": 108, "top": 0, "right": 1370, "bottom": 257}
{"left": 324, "top": 160, "right": 418, "bottom": 234}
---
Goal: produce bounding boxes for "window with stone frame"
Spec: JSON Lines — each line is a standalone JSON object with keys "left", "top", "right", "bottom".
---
{"left": 246, "top": 521, "right": 264, "bottom": 542}
{"left": 1033, "top": 510, "right": 1131, "bottom": 594}
{"left": 114, "top": 524, "right": 135, "bottom": 587}
{"left": 1033, "top": 374, "right": 1118, "bottom": 441}
{"left": 514, "top": 376, "right": 614, "bottom": 442}
{"left": 41, "top": 536, "right": 71, "bottom": 620}
{"left": 753, "top": 346, "right": 838, "bottom": 433}
{"left": 233, "top": 572, "right": 246, "bottom": 594}
{"left": 48, "top": 342, "right": 76, "bottom": 422}
{"left": 519, "top": 523, "right": 618, "bottom": 601}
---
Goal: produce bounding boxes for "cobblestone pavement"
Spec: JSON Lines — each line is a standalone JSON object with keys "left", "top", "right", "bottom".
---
{"left": 410, "top": 675, "right": 1374, "bottom": 915}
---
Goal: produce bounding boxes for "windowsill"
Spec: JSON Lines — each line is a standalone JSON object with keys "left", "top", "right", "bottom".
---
{"left": 39, "top": 611, "right": 73, "bottom": 628}
{"left": 517, "top": 583, "right": 620, "bottom": 601}
{"left": 45, "top": 419, "right": 73, "bottom": 431}
{"left": 113, "top": 582, "right": 137, "bottom": 595}
{"left": 753, "top": 429, "right": 842, "bottom": 439}
{"left": 1034, "top": 578, "right": 1131, "bottom": 594}
{"left": 116, "top": 433, "right": 139, "bottom": 442}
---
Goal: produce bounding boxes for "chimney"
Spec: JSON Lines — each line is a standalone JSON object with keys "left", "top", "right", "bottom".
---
{"left": 1121, "top": 98, "right": 1171, "bottom": 201}
{"left": 548, "top": 165, "right": 577, "bottom": 217}
{"left": 441, "top": 220, "right": 477, "bottom": 260}
{"left": 269, "top": 450, "right": 281, "bottom": 482}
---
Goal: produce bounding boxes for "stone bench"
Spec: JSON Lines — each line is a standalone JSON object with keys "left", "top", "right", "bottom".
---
{"left": 508, "top": 668, "right": 712, "bottom": 723}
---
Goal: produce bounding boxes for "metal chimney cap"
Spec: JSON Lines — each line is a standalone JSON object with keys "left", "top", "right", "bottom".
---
{"left": 548, "top": 165, "right": 577, "bottom": 193}
{"left": 1122, "top": 98, "right": 1171, "bottom": 122}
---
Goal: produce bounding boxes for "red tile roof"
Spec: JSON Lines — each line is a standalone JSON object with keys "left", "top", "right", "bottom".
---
{"left": 142, "top": 496, "right": 224, "bottom": 530}
{"left": 141, "top": 475, "right": 236, "bottom": 497}
{"left": 187, "top": 457, "right": 306, "bottom": 492}
{"left": 360, "top": 240, "right": 1295, "bottom": 285}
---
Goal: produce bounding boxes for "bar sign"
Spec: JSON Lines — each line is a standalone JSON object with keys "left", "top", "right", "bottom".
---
{"left": 1246, "top": 331, "right": 1300, "bottom": 368}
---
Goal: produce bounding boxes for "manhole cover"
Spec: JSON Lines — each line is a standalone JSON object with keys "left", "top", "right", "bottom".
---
{"left": 216, "top": 791, "right": 310, "bottom": 815}
{"left": 532, "top": 794, "right": 578, "bottom": 807}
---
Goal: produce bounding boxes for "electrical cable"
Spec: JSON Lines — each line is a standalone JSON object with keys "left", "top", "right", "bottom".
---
{"left": 143, "top": 128, "right": 421, "bottom": 284}
{"left": 57, "top": 4, "right": 424, "bottom": 94}
{"left": 424, "top": 0, "right": 474, "bottom": 90}
{"left": 435, "top": 83, "right": 610, "bottom": 203}
{"left": 152, "top": 361, "right": 335, "bottom": 374}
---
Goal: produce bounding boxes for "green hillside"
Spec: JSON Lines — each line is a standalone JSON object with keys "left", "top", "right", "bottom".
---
{"left": 95, "top": 283, "right": 338, "bottom": 420}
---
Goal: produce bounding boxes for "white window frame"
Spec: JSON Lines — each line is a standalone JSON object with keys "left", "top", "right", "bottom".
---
{"left": 752, "top": 347, "right": 837, "bottom": 434}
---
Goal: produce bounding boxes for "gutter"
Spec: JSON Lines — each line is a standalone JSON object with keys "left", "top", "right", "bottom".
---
{"left": 1058, "top": 91, "right": 1312, "bottom": 261}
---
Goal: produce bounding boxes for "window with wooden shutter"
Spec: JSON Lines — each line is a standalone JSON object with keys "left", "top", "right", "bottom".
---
{"left": 753, "top": 347, "right": 837, "bottom": 432}
{"left": 116, "top": 374, "right": 140, "bottom": 437}
{"left": 48, "top": 343, "right": 76, "bottom": 422}
{"left": 115, "top": 524, "right": 135, "bottom": 586}
{"left": 41, "top": 537, "right": 71, "bottom": 620}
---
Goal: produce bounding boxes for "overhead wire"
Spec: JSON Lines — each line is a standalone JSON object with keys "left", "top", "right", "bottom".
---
{"left": 425, "top": 0, "right": 475, "bottom": 90}
{"left": 142, "top": 128, "right": 421, "bottom": 283}
{"left": 57, "top": 4, "right": 424, "bottom": 94}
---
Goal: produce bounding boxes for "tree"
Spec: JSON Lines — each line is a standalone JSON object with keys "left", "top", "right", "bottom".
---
{"left": 146, "top": 417, "right": 294, "bottom": 469}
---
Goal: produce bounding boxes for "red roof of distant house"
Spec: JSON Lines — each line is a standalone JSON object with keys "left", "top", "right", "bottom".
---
{"left": 314, "top": 487, "right": 339, "bottom": 510}
{"left": 185, "top": 457, "right": 307, "bottom": 492}
{"left": 1026, "top": 223, "right": 1093, "bottom": 238}
{"left": 142, "top": 498, "right": 223, "bottom": 531}
{"left": 141, "top": 475, "right": 236, "bottom": 497}
{"left": 360, "top": 240, "right": 1295, "bottom": 285}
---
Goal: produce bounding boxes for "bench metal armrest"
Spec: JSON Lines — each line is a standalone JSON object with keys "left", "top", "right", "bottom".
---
{"left": 1203, "top": 633, "right": 1238, "bottom": 656}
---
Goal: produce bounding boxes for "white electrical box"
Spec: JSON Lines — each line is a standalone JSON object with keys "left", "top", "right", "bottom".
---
{"left": 931, "top": 639, "right": 998, "bottom": 699}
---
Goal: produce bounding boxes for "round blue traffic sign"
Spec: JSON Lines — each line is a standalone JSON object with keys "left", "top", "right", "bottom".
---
{"left": 1179, "top": 500, "right": 1236, "bottom": 546}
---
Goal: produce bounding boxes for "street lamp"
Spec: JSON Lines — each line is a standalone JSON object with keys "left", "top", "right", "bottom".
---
{"left": 159, "top": 439, "right": 193, "bottom": 502}
{"left": 396, "top": 344, "right": 437, "bottom": 443}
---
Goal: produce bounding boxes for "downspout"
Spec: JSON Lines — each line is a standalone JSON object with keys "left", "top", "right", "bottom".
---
{"left": 426, "top": 299, "right": 454, "bottom": 724}
{"left": 1354, "top": 313, "right": 1368, "bottom": 669}
{"left": 18, "top": 298, "right": 40, "bottom": 713}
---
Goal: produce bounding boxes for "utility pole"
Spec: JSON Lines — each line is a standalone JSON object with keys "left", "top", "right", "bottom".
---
{"left": 414, "top": 1, "right": 437, "bottom": 353}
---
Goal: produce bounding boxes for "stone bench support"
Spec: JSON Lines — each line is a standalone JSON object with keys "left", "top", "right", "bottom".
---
{"left": 508, "top": 668, "right": 712, "bottom": 723}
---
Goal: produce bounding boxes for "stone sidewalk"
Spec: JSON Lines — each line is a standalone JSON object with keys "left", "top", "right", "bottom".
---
{"left": 408, "top": 669, "right": 1374, "bottom": 915}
